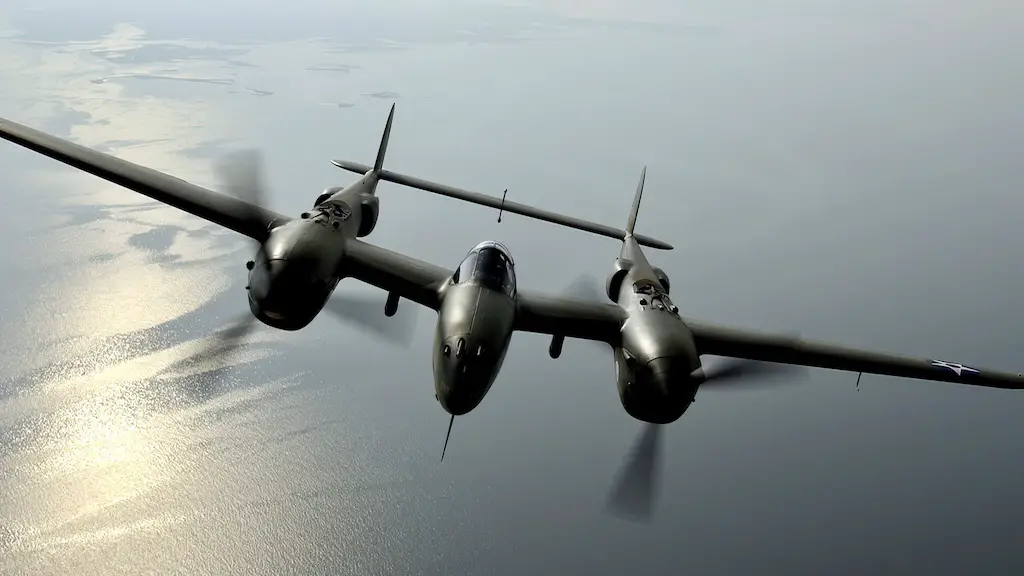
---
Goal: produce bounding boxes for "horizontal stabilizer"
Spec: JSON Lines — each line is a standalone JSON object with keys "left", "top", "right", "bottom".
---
{"left": 331, "top": 159, "right": 673, "bottom": 251}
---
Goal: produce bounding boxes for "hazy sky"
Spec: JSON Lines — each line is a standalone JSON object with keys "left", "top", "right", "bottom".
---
{"left": 0, "top": 1, "right": 1022, "bottom": 574}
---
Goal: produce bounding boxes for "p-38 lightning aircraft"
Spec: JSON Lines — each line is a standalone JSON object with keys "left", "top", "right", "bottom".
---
{"left": 3, "top": 111, "right": 1022, "bottom": 520}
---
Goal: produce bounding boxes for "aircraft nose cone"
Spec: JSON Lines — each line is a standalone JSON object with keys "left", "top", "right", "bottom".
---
{"left": 440, "top": 366, "right": 482, "bottom": 416}
{"left": 438, "top": 335, "right": 491, "bottom": 415}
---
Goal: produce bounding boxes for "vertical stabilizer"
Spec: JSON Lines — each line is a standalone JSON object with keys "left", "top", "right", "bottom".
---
{"left": 374, "top": 103, "right": 395, "bottom": 173}
{"left": 625, "top": 166, "right": 646, "bottom": 237}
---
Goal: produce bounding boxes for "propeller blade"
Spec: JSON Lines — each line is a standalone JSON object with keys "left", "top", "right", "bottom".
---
{"left": 698, "top": 357, "right": 807, "bottom": 389}
{"left": 606, "top": 422, "right": 664, "bottom": 522}
{"left": 213, "top": 148, "right": 270, "bottom": 234}
{"left": 558, "top": 274, "right": 610, "bottom": 356}
{"left": 323, "top": 292, "right": 418, "bottom": 347}
{"left": 162, "top": 312, "right": 260, "bottom": 375}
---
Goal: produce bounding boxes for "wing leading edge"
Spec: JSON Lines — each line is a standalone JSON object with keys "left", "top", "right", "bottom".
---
{"left": 0, "top": 116, "right": 289, "bottom": 242}
{"left": 341, "top": 239, "right": 453, "bottom": 311}
{"left": 685, "top": 319, "right": 1024, "bottom": 389}
{"left": 513, "top": 291, "right": 625, "bottom": 345}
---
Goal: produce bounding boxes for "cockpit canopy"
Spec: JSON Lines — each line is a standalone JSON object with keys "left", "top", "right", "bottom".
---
{"left": 470, "top": 241, "right": 514, "bottom": 265}
{"left": 453, "top": 240, "right": 516, "bottom": 296}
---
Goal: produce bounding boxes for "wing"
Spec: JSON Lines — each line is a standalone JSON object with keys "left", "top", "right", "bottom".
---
{"left": 341, "top": 239, "right": 625, "bottom": 341}
{"left": 513, "top": 290, "right": 626, "bottom": 345}
{"left": 0, "top": 116, "right": 288, "bottom": 242}
{"left": 331, "top": 159, "right": 674, "bottom": 251}
{"left": 341, "top": 239, "right": 453, "bottom": 311}
{"left": 685, "top": 319, "right": 1024, "bottom": 389}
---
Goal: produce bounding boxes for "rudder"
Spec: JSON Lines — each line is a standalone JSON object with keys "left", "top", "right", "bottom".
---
{"left": 374, "top": 103, "right": 395, "bottom": 173}
{"left": 625, "top": 166, "right": 646, "bottom": 237}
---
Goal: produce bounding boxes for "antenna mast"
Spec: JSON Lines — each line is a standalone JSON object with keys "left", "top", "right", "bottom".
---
{"left": 441, "top": 414, "right": 455, "bottom": 460}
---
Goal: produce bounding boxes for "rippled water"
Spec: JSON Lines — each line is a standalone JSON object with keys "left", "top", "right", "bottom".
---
{"left": 1, "top": 2, "right": 1023, "bottom": 574}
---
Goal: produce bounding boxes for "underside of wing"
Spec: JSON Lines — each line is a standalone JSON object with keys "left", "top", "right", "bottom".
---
{"left": 685, "top": 319, "right": 1024, "bottom": 390}
{"left": 341, "top": 239, "right": 453, "bottom": 311}
{"left": 330, "top": 159, "right": 674, "bottom": 251}
{"left": 0, "top": 116, "right": 288, "bottom": 242}
{"left": 514, "top": 290, "right": 626, "bottom": 345}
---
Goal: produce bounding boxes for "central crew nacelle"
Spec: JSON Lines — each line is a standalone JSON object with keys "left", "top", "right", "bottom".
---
{"left": 432, "top": 241, "right": 517, "bottom": 415}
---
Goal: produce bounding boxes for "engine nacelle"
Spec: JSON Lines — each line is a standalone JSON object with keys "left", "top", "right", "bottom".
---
{"left": 651, "top": 266, "right": 671, "bottom": 294}
{"left": 357, "top": 196, "right": 379, "bottom": 237}
{"left": 605, "top": 258, "right": 633, "bottom": 301}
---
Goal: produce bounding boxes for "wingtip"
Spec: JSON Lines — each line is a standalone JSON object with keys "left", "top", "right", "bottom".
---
{"left": 331, "top": 158, "right": 373, "bottom": 175}
{"left": 637, "top": 236, "right": 673, "bottom": 251}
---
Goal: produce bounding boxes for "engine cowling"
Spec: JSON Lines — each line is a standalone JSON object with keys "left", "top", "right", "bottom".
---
{"left": 651, "top": 266, "right": 671, "bottom": 294}
{"left": 357, "top": 196, "right": 379, "bottom": 237}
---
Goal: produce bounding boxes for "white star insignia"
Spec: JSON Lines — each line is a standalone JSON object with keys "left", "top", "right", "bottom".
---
{"left": 931, "top": 360, "right": 980, "bottom": 376}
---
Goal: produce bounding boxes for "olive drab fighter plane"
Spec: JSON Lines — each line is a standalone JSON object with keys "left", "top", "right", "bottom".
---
{"left": 3, "top": 110, "right": 1022, "bottom": 519}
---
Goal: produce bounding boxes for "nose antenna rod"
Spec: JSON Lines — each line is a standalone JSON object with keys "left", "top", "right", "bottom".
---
{"left": 441, "top": 414, "right": 455, "bottom": 460}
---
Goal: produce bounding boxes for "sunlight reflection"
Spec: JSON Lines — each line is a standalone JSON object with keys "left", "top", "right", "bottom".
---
{"left": 2, "top": 321, "right": 279, "bottom": 430}
{"left": 59, "top": 254, "right": 230, "bottom": 341}
{"left": 0, "top": 14, "right": 396, "bottom": 574}
{"left": 3, "top": 373, "right": 302, "bottom": 557}
{"left": 0, "top": 21, "right": 248, "bottom": 220}
{"left": 0, "top": 248, "right": 236, "bottom": 380}
{"left": 0, "top": 23, "right": 259, "bottom": 378}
